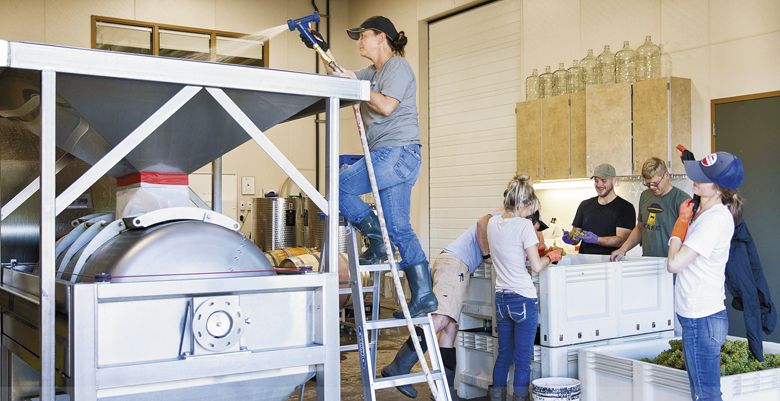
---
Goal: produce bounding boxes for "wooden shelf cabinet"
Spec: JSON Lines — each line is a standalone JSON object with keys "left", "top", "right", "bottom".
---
{"left": 517, "top": 77, "right": 691, "bottom": 179}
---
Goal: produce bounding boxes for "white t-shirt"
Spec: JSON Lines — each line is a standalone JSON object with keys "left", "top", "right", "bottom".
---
{"left": 488, "top": 214, "right": 539, "bottom": 298}
{"left": 674, "top": 203, "right": 734, "bottom": 318}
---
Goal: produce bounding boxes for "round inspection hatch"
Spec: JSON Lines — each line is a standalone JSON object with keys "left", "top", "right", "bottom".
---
{"left": 192, "top": 298, "right": 246, "bottom": 352}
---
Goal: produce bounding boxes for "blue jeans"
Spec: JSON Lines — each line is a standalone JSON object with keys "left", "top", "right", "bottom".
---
{"left": 492, "top": 291, "right": 538, "bottom": 397}
{"left": 339, "top": 144, "right": 427, "bottom": 268}
{"left": 678, "top": 309, "right": 728, "bottom": 401}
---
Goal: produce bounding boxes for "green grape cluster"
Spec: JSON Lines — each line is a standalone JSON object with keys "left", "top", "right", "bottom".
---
{"left": 641, "top": 339, "right": 685, "bottom": 370}
{"left": 641, "top": 339, "right": 780, "bottom": 376}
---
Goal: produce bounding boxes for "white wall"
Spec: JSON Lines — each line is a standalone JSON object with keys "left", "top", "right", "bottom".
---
{"left": 345, "top": 0, "right": 780, "bottom": 253}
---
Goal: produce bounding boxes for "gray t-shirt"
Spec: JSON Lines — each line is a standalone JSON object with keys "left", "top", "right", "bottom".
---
{"left": 355, "top": 56, "right": 420, "bottom": 151}
{"left": 638, "top": 186, "right": 691, "bottom": 256}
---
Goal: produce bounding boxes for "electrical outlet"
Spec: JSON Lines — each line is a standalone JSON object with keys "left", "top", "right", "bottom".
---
{"left": 241, "top": 176, "right": 255, "bottom": 195}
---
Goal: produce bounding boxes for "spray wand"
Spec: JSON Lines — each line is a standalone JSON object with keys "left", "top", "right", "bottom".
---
{"left": 288, "top": 13, "right": 444, "bottom": 400}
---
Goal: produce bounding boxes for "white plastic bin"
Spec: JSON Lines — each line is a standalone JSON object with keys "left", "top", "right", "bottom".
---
{"left": 454, "top": 330, "right": 673, "bottom": 399}
{"left": 578, "top": 336, "right": 780, "bottom": 401}
{"left": 460, "top": 263, "right": 494, "bottom": 321}
{"left": 538, "top": 255, "right": 673, "bottom": 347}
{"left": 454, "top": 330, "right": 540, "bottom": 399}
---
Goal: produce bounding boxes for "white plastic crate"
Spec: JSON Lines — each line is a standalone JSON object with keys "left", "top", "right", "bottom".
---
{"left": 579, "top": 336, "right": 780, "bottom": 401}
{"left": 454, "top": 330, "right": 673, "bottom": 399}
{"left": 454, "top": 330, "right": 541, "bottom": 399}
{"left": 538, "top": 254, "right": 673, "bottom": 347}
{"left": 460, "top": 263, "right": 494, "bottom": 321}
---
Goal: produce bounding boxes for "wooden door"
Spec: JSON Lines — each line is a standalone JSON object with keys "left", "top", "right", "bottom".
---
{"left": 516, "top": 100, "right": 542, "bottom": 179}
{"left": 541, "top": 95, "right": 570, "bottom": 179}
{"left": 570, "top": 91, "right": 587, "bottom": 178}
{"left": 586, "top": 82, "right": 632, "bottom": 175}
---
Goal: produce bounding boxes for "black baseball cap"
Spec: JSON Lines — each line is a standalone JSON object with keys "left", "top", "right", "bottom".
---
{"left": 347, "top": 16, "right": 398, "bottom": 41}
{"left": 529, "top": 210, "right": 549, "bottom": 232}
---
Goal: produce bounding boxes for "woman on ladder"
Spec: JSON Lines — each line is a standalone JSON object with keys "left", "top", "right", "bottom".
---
{"left": 301, "top": 16, "right": 437, "bottom": 317}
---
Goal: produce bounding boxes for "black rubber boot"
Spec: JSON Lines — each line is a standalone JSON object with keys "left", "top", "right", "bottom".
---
{"left": 381, "top": 334, "right": 426, "bottom": 399}
{"left": 488, "top": 386, "right": 506, "bottom": 401}
{"left": 353, "top": 213, "right": 386, "bottom": 265}
{"left": 444, "top": 366, "right": 460, "bottom": 400}
{"left": 393, "top": 262, "right": 438, "bottom": 319}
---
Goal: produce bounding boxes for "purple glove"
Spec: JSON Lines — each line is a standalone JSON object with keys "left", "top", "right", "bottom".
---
{"left": 561, "top": 231, "right": 579, "bottom": 245}
{"left": 576, "top": 230, "right": 599, "bottom": 244}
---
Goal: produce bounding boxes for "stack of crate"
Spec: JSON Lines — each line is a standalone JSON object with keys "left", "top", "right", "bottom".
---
{"left": 455, "top": 255, "right": 675, "bottom": 399}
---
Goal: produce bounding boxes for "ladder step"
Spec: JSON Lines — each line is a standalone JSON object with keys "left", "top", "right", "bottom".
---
{"left": 359, "top": 263, "right": 392, "bottom": 272}
{"left": 339, "top": 287, "right": 375, "bottom": 295}
{"left": 374, "top": 371, "right": 444, "bottom": 390}
{"left": 365, "top": 316, "right": 429, "bottom": 330}
{"left": 340, "top": 344, "right": 359, "bottom": 352}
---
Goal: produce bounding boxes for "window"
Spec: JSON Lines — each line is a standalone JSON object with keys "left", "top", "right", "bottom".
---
{"left": 92, "top": 16, "right": 268, "bottom": 67}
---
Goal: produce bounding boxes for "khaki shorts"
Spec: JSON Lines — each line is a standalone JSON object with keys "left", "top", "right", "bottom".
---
{"left": 432, "top": 252, "right": 471, "bottom": 322}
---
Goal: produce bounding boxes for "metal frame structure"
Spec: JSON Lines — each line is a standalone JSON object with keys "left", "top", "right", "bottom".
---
{"left": 0, "top": 40, "right": 369, "bottom": 401}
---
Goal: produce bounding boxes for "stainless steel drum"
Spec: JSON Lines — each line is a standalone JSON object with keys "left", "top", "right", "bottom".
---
{"left": 251, "top": 197, "right": 304, "bottom": 251}
{"left": 303, "top": 197, "right": 362, "bottom": 253}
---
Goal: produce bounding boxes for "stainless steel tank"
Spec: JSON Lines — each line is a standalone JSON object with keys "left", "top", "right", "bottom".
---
{"left": 0, "top": 208, "right": 339, "bottom": 401}
{"left": 251, "top": 197, "right": 304, "bottom": 251}
{"left": 303, "top": 197, "right": 361, "bottom": 253}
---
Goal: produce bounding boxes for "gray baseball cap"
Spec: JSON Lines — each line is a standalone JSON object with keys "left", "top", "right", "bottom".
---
{"left": 591, "top": 163, "right": 617, "bottom": 179}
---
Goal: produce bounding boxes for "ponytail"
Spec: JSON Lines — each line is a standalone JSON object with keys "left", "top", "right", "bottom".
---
{"left": 503, "top": 174, "right": 539, "bottom": 215}
{"left": 718, "top": 186, "right": 744, "bottom": 223}
{"left": 389, "top": 31, "right": 408, "bottom": 56}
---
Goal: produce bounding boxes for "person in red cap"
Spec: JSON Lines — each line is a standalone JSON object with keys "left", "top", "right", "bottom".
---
{"left": 666, "top": 151, "right": 745, "bottom": 401}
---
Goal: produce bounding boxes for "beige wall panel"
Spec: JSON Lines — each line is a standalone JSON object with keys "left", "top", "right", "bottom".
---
{"left": 670, "top": 77, "right": 691, "bottom": 173}
{"left": 516, "top": 101, "right": 541, "bottom": 179}
{"left": 570, "top": 91, "right": 587, "bottom": 178}
{"left": 135, "top": 0, "right": 215, "bottom": 29}
{"left": 580, "top": 0, "right": 661, "bottom": 55}
{"left": 666, "top": 46, "right": 709, "bottom": 156}
{"left": 660, "top": 0, "right": 708, "bottom": 52}
{"left": 586, "top": 82, "right": 632, "bottom": 176}
{"left": 541, "top": 95, "right": 570, "bottom": 179}
{"left": 710, "top": 0, "right": 780, "bottom": 44}
{"left": 417, "top": 0, "right": 484, "bottom": 21}
{"left": 710, "top": 31, "right": 780, "bottom": 100}
{"left": 633, "top": 78, "right": 669, "bottom": 175}
{"left": 214, "top": 0, "right": 284, "bottom": 34}
{"left": 521, "top": 0, "right": 580, "bottom": 87}
{"left": 0, "top": 0, "right": 44, "bottom": 42}
{"left": 45, "top": 0, "right": 134, "bottom": 47}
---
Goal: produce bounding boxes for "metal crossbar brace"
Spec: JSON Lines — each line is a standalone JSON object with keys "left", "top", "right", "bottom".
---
{"left": 205, "top": 87, "right": 329, "bottom": 215}
{"left": 1, "top": 154, "right": 74, "bottom": 221}
{"left": 54, "top": 85, "right": 203, "bottom": 216}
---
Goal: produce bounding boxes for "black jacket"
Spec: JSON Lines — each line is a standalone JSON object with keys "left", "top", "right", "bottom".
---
{"left": 725, "top": 218, "right": 777, "bottom": 361}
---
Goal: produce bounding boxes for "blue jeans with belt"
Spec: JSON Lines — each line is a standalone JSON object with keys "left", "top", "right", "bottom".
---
{"left": 339, "top": 144, "right": 427, "bottom": 268}
{"left": 678, "top": 309, "right": 728, "bottom": 401}
{"left": 493, "top": 290, "right": 538, "bottom": 397}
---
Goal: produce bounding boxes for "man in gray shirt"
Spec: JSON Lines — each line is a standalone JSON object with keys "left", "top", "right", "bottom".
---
{"left": 611, "top": 157, "right": 691, "bottom": 260}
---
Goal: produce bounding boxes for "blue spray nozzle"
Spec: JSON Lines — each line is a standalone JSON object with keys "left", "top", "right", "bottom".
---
{"left": 287, "top": 11, "right": 321, "bottom": 45}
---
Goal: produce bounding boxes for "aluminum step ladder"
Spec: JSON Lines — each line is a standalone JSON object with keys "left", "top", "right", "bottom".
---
{"left": 326, "top": 227, "right": 451, "bottom": 401}
{"left": 300, "top": 35, "right": 449, "bottom": 400}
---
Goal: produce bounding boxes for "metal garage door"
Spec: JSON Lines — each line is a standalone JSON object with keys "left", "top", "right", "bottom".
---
{"left": 428, "top": 0, "right": 522, "bottom": 254}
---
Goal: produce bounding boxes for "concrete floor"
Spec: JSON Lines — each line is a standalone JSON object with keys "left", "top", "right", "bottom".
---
{"left": 287, "top": 308, "right": 490, "bottom": 401}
